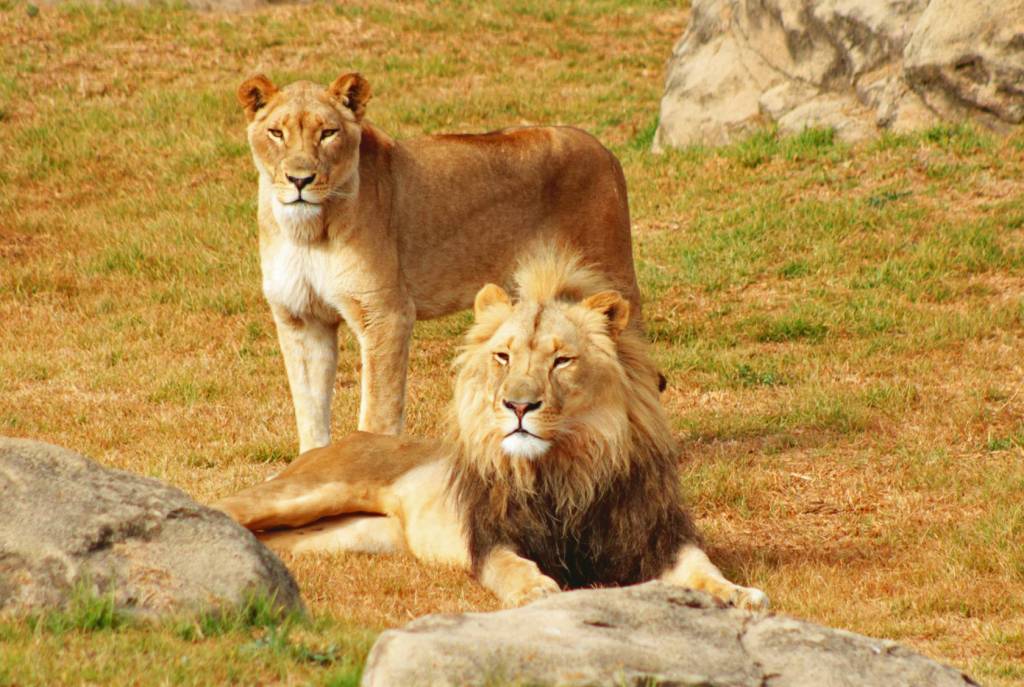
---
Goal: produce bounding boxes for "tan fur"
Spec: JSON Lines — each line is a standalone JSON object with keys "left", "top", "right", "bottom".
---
{"left": 238, "top": 72, "right": 641, "bottom": 451}
{"left": 213, "top": 249, "right": 765, "bottom": 611}
{"left": 477, "top": 546, "right": 561, "bottom": 607}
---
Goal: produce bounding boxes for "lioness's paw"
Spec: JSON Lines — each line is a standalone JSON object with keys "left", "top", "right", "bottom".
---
{"left": 504, "top": 575, "right": 561, "bottom": 607}
{"left": 730, "top": 585, "right": 770, "bottom": 612}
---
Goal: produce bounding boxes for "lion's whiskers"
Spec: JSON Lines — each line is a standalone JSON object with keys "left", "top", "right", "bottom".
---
{"left": 325, "top": 187, "right": 356, "bottom": 201}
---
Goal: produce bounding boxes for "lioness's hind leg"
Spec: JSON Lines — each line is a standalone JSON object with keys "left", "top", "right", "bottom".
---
{"left": 661, "top": 544, "right": 769, "bottom": 612}
{"left": 258, "top": 515, "right": 405, "bottom": 556}
{"left": 212, "top": 475, "right": 388, "bottom": 532}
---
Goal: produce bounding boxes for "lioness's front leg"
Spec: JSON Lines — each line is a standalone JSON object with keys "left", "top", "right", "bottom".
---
{"left": 354, "top": 302, "right": 415, "bottom": 436}
{"left": 272, "top": 305, "right": 339, "bottom": 453}
{"left": 660, "top": 544, "right": 769, "bottom": 611}
{"left": 478, "top": 546, "right": 561, "bottom": 607}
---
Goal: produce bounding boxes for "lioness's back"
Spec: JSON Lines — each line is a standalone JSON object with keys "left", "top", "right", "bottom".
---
{"left": 389, "top": 125, "right": 638, "bottom": 319}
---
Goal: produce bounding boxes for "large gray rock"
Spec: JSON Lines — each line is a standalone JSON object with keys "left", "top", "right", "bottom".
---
{"left": 654, "top": 0, "right": 1024, "bottom": 149}
{"left": 0, "top": 437, "right": 302, "bottom": 616}
{"left": 903, "top": 0, "right": 1024, "bottom": 127}
{"left": 362, "top": 583, "right": 977, "bottom": 687}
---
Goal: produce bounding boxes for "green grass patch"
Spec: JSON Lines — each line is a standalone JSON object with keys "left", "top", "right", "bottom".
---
{"left": 922, "top": 122, "right": 993, "bottom": 154}
{"left": 247, "top": 441, "right": 295, "bottom": 464}
{"left": 30, "top": 582, "right": 129, "bottom": 634}
{"left": 723, "top": 126, "right": 845, "bottom": 168}
{"left": 629, "top": 115, "right": 660, "bottom": 151}
{"left": 866, "top": 189, "right": 912, "bottom": 208}
{"left": 734, "top": 363, "right": 785, "bottom": 388}
{"left": 985, "top": 425, "right": 1024, "bottom": 452}
{"left": 173, "top": 591, "right": 300, "bottom": 640}
{"left": 755, "top": 316, "right": 829, "bottom": 344}
{"left": 149, "top": 377, "right": 224, "bottom": 405}
{"left": 1, "top": 589, "right": 374, "bottom": 686}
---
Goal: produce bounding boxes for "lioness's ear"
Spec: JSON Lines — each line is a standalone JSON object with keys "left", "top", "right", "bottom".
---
{"left": 474, "top": 283, "right": 511, "bottom": 319}
{"left": 327, "top": 72, "right": 372, "bottom": 121}
{"left": 237, "top": 74, "right": 278, "bottom": 121}
{"left": 582, "top": 290, "right": 630, "bottom": 337}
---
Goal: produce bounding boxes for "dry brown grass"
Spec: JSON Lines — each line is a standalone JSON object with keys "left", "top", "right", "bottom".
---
{"left": 2, "top": 0, "right": 1023, "bottom": 684}
{"left": 284, "top": 552, "right": 499, "bottom": 629}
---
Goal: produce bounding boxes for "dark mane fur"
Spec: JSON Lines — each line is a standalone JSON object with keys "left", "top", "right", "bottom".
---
{"left": 451, "top": 435, "right": 700, "bottom": 588}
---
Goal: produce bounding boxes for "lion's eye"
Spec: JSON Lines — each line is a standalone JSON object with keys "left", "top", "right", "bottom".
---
{"left": 553, "top": 356, "right": 574, "bottom": 369}
{"left": 320, "top": 129, "right": 338, "bottom": 141}
{"left": 493, "top": 352, "right": 509, "bottom": 366}
{"left": 268, "top": 129, "right": 284, "bottom": 140}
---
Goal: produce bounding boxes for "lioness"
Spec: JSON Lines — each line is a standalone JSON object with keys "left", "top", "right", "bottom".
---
{"left": 238, "top": 72, "right": 640, "bottom": 451}
{"left": 214, "top": 249, "right": 767, "bottom": 610}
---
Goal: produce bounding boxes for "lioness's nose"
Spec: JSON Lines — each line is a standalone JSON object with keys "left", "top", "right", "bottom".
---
{"left": 503, "top": 399, "right": 542, "bottom": 421}
{"left": 287, "top": 174, "right": 315, "bottom": 190}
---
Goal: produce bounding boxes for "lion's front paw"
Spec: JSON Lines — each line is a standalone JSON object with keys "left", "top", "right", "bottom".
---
{"left": 504, "top": 575, "right": 561, "bottom": 607}
{"left": 729, "top": 585, "right": 770, "bottom": 612}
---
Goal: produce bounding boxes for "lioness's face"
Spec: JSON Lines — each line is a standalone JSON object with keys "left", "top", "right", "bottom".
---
{"left": 237, "top": 73, "right": 370, "bottom": 231}
{"left": 456, "top": 287, "right": 633, "bottom": 461}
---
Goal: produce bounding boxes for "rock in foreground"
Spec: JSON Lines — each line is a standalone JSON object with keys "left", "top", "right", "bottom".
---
{"left": 0, "top": 437, "right": 302, "bottom": 617}
{"left": 362, "top": 582, "right": 977, "bottom": 687}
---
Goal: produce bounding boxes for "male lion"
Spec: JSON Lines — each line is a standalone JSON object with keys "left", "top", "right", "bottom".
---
{"left": 238, "top": 71, "right": 641, "bottom": 451}
{"left": 214, "top": 249, "right": 767, "bottom": 610}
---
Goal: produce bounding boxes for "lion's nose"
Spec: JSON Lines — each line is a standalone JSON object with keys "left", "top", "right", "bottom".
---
{"left": 503, "top": 399, "right": 542, "bottom": 421}
{"left": 286, "top": 174, "right": 316, "bottom": 191}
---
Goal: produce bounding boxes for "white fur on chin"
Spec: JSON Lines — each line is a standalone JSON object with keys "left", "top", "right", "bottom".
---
{"left": 272, "top": 198, "right": 324, "bottom": 243}
{"left": 501, "top": 432, "right": 552, "bottom": 460}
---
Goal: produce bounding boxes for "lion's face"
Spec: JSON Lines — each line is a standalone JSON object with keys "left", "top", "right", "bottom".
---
{"left": 237, "top": 73, "right": 371, "bottom": 240}
{"left": 455, "top": 284, "right": 635, "bottom": 464}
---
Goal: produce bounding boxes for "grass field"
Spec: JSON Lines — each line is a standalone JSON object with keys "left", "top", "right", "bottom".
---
{"left": 2, "top": 0, "right": 1023, "bottom": 684}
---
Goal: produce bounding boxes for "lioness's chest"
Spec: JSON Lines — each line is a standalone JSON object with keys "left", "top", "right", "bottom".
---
{"left": 261, "top": 240, "right": 359, "bottom": 322}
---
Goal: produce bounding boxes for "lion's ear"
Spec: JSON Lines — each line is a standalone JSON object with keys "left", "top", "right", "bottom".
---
{"left": 327, "top": 72, "right": 371, "bottom": 121}
{"left": 237, "top": 74, "right": 278, "bottom": 122}
{"left": 582, "top": 290, "right": 630, "bottom": 337}
{"left": 474, "top": 283, "right": 511, "bottom": 319}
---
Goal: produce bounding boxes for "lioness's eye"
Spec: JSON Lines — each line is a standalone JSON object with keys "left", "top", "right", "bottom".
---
{"left": 268, "top": 129, "right": 284, "bottom": 140}
{"left": 493, "top": 352, "right": 509, "bottom": 366}
{"left": 553, "top": 356, "right": 574, "bottom": 369}
{"left": 320, "top": 129, "right": 338, "bottom": 141}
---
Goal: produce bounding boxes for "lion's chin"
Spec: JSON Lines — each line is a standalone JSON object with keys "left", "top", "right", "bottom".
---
{"left": 272, "top": 198, "right": 324, "bottom": 243}
{"left": 500, "top": 432, "right": 552, "bottom": 460}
